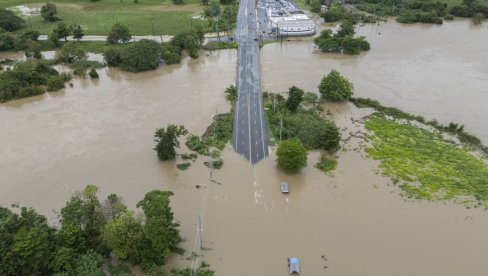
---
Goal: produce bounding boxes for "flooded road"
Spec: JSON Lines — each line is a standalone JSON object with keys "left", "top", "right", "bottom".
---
{"left": 2, "top": 19, "right": 488, "bottom": 275}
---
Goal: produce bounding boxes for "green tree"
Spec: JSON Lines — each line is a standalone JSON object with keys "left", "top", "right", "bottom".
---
{"left": 60, "top": 185, "right": 105, "bottom": 251}
{"left": 318, "top": 70, "right": 353, "bottom": 101}
{"left": 53, "top": 22, "right": 71, "bottom": 42}
{"left": 71, "top": 24, "right": 84, "bottom": 41}
{"left": 0, "top": 9, "right": 25, "bottom": 31}
{"left": 0, "top": 207, "right": 52, "bottom": 275}
{"left": 107, "top": 23, "right": 132, "bottom": 44}
{"left": 322, "top": 4, "right": 345, "bottom": 22}
{"left": 101, "top": 194, "right": 128, "bottom": 220}
{"left": 154, "top": 125, "right": 188, "bottom": 161}
{"left": 0, "top": 33, "right": 16, "bottom": 51}
{"left": 74, "top": 250, "right": 104, "bottom": 276}
{"left": 119, "top": 39, "right": 162, "bottom": 72}
{"left": 204, "top": 1, "right": 221, "bottom": 17}
{"left": 102, "top": 211, "right": 143, "bottom": 260}
{"left": 286, "top": 86, "right": 304, "bottom": 112}
{"left": 276, "top": 138, "right": 308, "bottom": 173}
{"left": 136, "top": 190, "right": 182, "bottom": 267}
{"left": 49, "top": 247, "right": 75, "bottom": 273}
{"left": 41, "top": 2, "right": 59, "bottom": 22}
{"left": 224, "top": 84, "right": 237, "bottom": 103}
{"left": 57, "top": 42, "right": 88, "bottom": 63}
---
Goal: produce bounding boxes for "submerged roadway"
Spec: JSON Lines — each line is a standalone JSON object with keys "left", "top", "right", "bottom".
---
{"left": 232, "top": 0, "right": 269, "bottom": 164}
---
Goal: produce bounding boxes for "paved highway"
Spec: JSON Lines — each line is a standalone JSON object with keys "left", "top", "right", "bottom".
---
{"left": 232, "top": 0, "right": 269, "bottom": 164}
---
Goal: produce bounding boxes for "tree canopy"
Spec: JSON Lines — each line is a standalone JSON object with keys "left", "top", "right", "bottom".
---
{"left": 119, "top": 39, "right": 162, "bottom": 72}
{"left": 286, "top": 86, "right": 304, "bottom": 112}
{"left": 41, "top": 2, "right": 59, "bottom": 22}
{"left": 276, "top": 138, "right": 308, "bottom": 173}
{"left": 154, "top": 125, "right": 188, "bottom": 160}
{"left": 0, "top": 185, "right": 186, "bottom": 274}
{"left": 0, "top": 9, "right": 24, "bottom": 31}
{"left": 107, "top": 23, "right": 132, "bottom": 44}
{"left": 318, "top": 70, "right": 354, "bottom": 101}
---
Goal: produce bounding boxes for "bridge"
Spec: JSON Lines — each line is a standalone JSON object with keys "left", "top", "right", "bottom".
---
{"left": 232, "top": 0, "right": 269, "bottom": 164}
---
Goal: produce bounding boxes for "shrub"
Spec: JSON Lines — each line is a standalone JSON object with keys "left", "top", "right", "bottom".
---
{"left": 88, "top": 68, "right": 99, "bottom": 79}
{"left": 119, "top": 40, "right": 162, "bottom": 72}
{"left": 318, "top": 70, "right": 354, "bottom": 101}
{"left": 276, "top": 138, "right": 308, "bottom": 173}
{"left": 103, "top": 47, "right": 122, "bottom": 67}
{"left": 0, "top": 8, "right": 24, "bottom": 31}
{"left": 47, "top": 76, "right": 66, "bottom": 91}
{"left": 57, "top": 42, "right": 88, "bottom": 64}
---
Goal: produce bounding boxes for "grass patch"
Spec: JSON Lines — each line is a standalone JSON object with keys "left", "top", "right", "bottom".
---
{"left": 351, "top": 97, "right": 488, "bottom": 155}
{"left": 315, "top": 155, "right": 337, "bottom": 173}
{"left": 365, "top": 115, "right": 488, "bottom": 207}
{"left": 21, "top": 10, "right": 206, "bottom": 36}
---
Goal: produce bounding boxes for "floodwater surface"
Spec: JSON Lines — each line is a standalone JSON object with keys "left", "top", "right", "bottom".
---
{"left": 1, "top": 20, "right": 488, "bottom": 275}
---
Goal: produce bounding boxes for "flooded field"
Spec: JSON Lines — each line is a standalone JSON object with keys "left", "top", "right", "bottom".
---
{"left": 2, "top": 19, "right": 488, "bottom": 275}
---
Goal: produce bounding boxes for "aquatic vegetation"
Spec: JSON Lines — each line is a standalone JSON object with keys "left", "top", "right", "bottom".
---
{"left": 365, "top": 115, "right": 488, "bottom": 207}
{"left": 177, "top": 163, "right": 191, "bottom": 170}
{"left": 315, "top": 155, "right": 337, "bottom": 174}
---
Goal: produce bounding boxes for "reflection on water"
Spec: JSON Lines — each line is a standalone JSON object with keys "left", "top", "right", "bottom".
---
{"left": 2, "top": 20, "right": 488, "bottom": 275}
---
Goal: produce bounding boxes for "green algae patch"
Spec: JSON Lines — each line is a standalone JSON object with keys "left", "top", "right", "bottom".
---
{"left": 365, "top": 115, "right": 488, "bottom": 207}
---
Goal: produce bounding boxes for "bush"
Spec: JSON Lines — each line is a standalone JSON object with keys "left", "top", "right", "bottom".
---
{"left": 472, "top": 12, "right": 485, "bottom": 24}
{"left": 89, "top": 68, "right": 99, "bottom": 79}
{"left": 57, "top": 42, "right": 88, "bottom": 64}
{"left": 103, "top": 47, "right": 123, "bottom": 67}
{"left": 0, "top": 9, "right": 25, "bottom": 31}
{"left": 0, "top": 33, "right": 16, "bottom": 51}
{"left": 276, "top": 138, "right": 308, "bottom": 173}
{"left": 47, "top": 76, "right": 66, "bottom": 91}
{"left": 17, "top": 86, "right": 45, "bottom": 98}
{"left": 318, "top": 70, "right": 354, "bottom": 101}
{"left": 322, "top": 5, "right": 346, "bottom": 22}
{"left": 119, "top": 40, "right": 162, "bottom": 72}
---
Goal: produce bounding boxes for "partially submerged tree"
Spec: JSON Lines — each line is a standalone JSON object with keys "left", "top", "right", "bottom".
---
{"left": 154, "top": 125, "right": 188, "bottom": 160}
{"left": 57, "top": 42, "right": 88, "bottom": 63}
{"left": 318, "top": 70, "right": 354, "bottom": 101}
{"left": 286, "top": 86, "right": 304, "bottom": 112}
{"left": 276, "top": 138, "right": 308, "bottom": 173}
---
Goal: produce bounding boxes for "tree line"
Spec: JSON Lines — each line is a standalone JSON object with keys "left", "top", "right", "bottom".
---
{"left": 0, "top": 185, "right": 213, "bottom": 275}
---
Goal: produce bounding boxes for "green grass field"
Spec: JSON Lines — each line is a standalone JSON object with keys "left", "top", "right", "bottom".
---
{"left": 4, "top": 0, "right": 208, "bottom": 35}
{"left": 365, "top": 115, "right": 488, "bottom": 207}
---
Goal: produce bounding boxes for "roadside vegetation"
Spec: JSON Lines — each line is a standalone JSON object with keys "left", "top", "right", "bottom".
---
{"left": 263, "top": 84, "right": 341, "bottom": 173}
{"left": 0, "top": 185, "right": 214, "bottom": 275}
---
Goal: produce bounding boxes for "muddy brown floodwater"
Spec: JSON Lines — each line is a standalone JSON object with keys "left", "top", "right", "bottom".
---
{"left": 1, "top": 19, "right": 488, "bottom": 275}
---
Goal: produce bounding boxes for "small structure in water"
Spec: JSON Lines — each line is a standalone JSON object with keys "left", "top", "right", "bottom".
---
{"left": 280, "top": 182, "right": 289, "bottom": 193}
{"left": 288, "top": 257, "right": 300, "bottom": 274}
